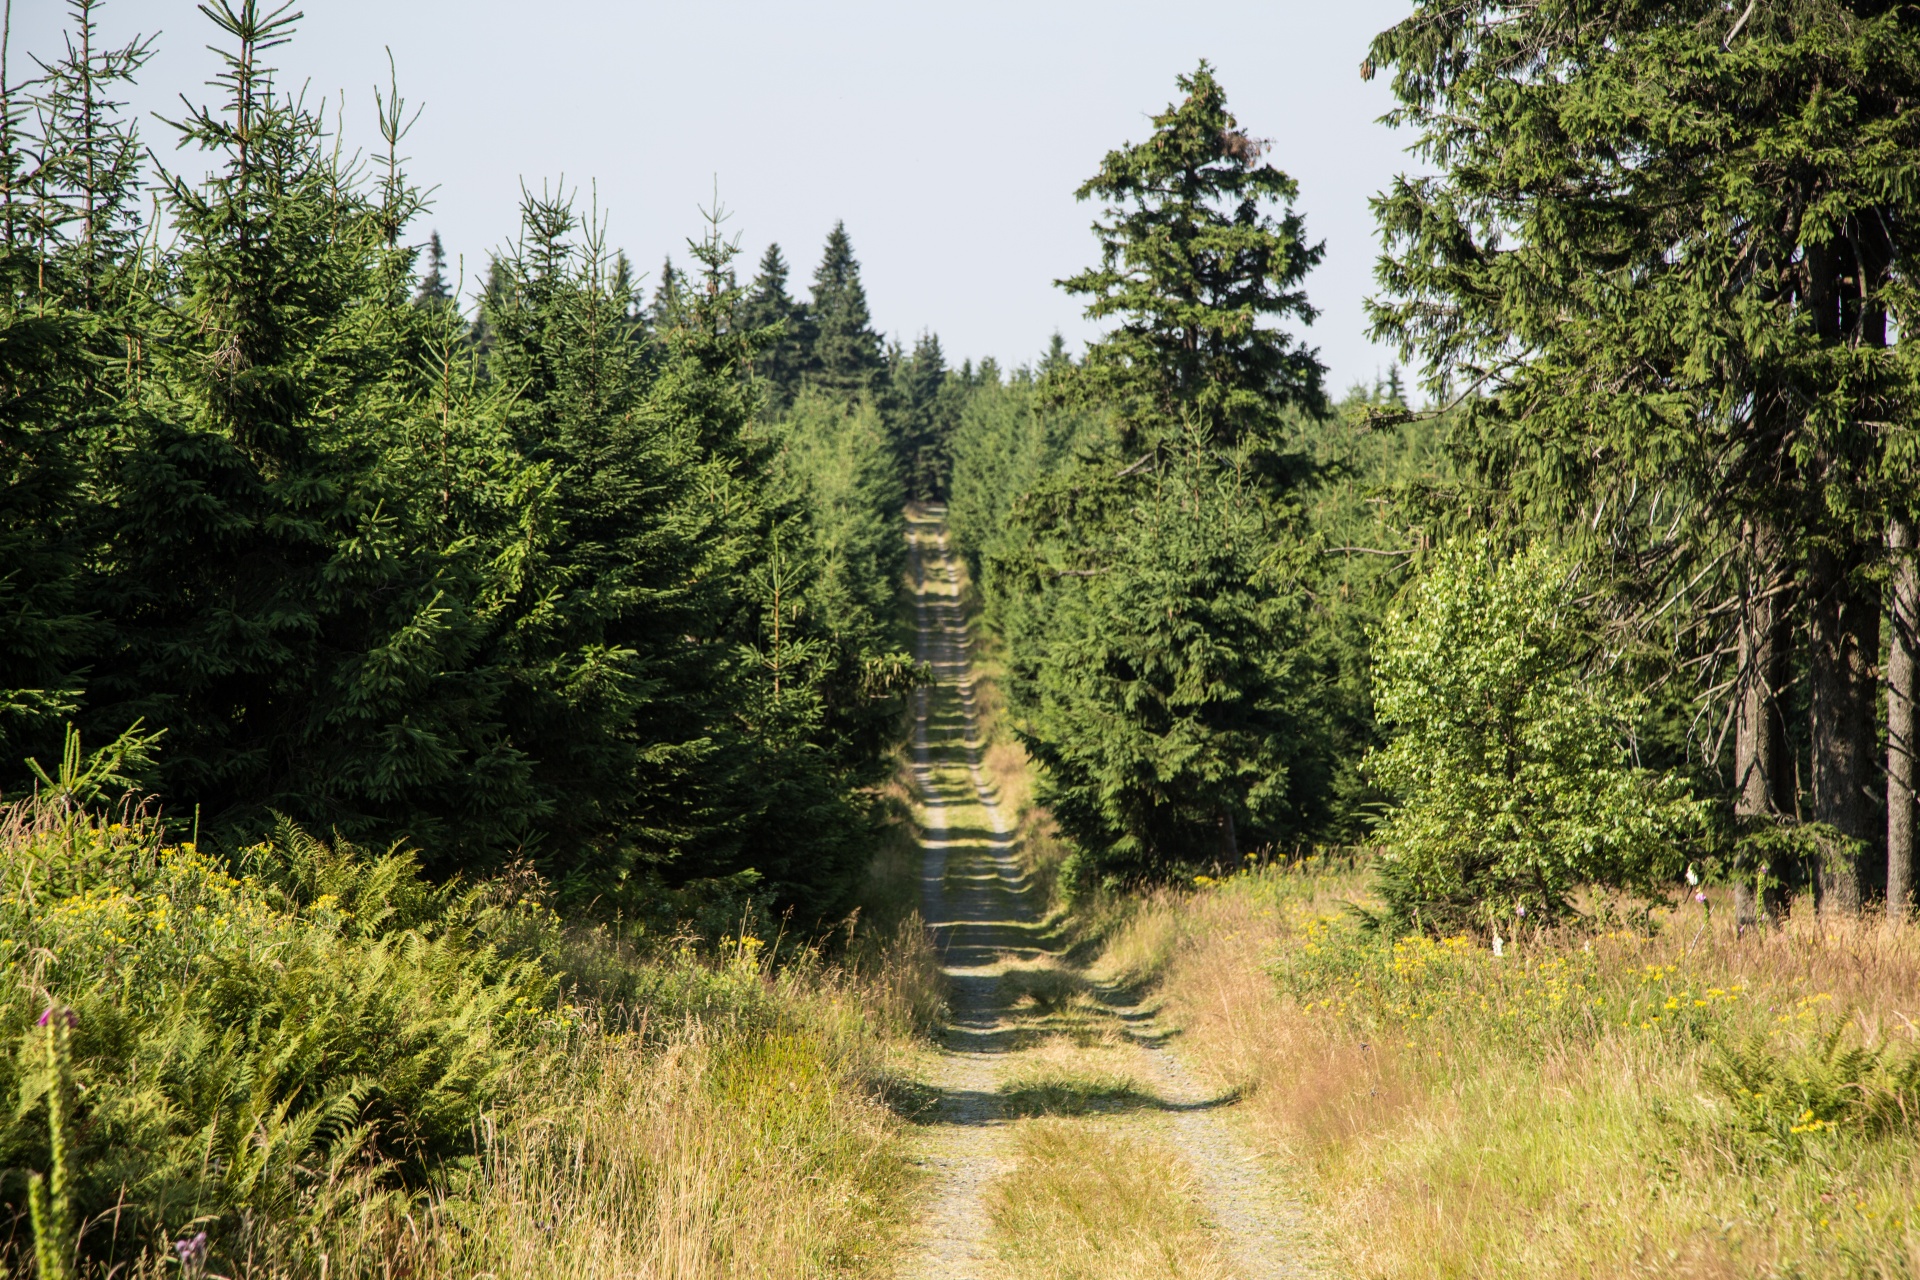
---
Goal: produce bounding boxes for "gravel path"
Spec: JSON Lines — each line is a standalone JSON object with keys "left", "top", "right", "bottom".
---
{"left": 898, "top": 509, "right": 1328, "bottom": 1280}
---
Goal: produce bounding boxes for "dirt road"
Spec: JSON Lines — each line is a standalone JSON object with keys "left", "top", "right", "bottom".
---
{"left": 899, "top": 508, "right": 1326, "bottom": 1280}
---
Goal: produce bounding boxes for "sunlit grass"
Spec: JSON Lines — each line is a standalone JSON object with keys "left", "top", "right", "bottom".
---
{"left": 1108, "top": 862, "right": 1920, "bottom": 1279}
{"left": 986, "top": 1120, "right": 1231, "bottom": 1280}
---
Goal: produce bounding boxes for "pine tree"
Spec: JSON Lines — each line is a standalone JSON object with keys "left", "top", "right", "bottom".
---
{"left": 0, "top": 0, "right": 149, "bottom": 779}
{"left": 1058, "top": 60, "right": 1324, "bottom": 459}
{"left": 889, "top": 330, "right": 956, "bottom": 500}
{"left": 806, "top": 221, "right": 883, "bottom": 396}
{"left": 647, "top": 254, "right": 681, "bottom": 334}
{"left": 76, "top": 1, "right": 539, "bottom": 856}
{"left": 1001, "top": 64, "right": 1331, "bottom": 879}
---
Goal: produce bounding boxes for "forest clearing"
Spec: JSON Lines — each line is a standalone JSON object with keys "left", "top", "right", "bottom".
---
{"left": 8, "top": 0, "right": 1920, "bottom": 1276}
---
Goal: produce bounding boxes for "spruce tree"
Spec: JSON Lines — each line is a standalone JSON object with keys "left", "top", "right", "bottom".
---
{"left": 1366, "top": 0, "right": 1920, "bottom": 916}
{"left": 1058, "top": 60, "right": 1324, "bottom": 458}
{"left": 806, "top": 221, "right": 883, "bottom": 396}
{"left": 0, "top": 0, "right": 149, "bottom": 778}
{"left": 743, "top": 241, "right": 812, "bottom": 407}
{"left": 890, "top": 330, "right": 957, "bottom": 500}
{"left": 413, "top": 229, "right": 452, "bottom": 308}
{"left": 1007, "top": 64, "right": 1330, "bottom": 879}
{"left": 76, "top": 1, "right": 539, "bottom": 856}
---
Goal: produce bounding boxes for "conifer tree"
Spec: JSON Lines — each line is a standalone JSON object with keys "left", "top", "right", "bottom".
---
{"left": 0, "top": 2, "right": 124, "bottom": 777}
{"left": 413, "top": 229, "right": 452, "bottom": 308}
{"left": 1003, "top": 64, "right": 1330, "bottom": 880}
{"left": 0, "top": 0, "right": 925, "bottom": 931}
{"left": 890, "top": 330, "right": 959, "bottom": 500}
{"left": 1366, "top": 0, "right": 1920, "bottom": 916}
{"left": 806, "top": 221, "right": 883, "bottom": 396}
{"left": 1059, "top": 60, "right": 1324, "bottom": 459}
{"left": 74, "top": 1, "right": 537, "bottom": 855}
{"left": 743, "top": 241, "right": 812, "bottom": 406}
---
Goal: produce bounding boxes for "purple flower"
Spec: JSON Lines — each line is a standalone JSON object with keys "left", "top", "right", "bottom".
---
{"left": 1515, "top": 904, "right": 1527, "bottom": 917}
{"left": 35, "top": 1007, "right": 77, "bottom": 1029}
{"left": 1694, "top": 891, "right": 1709, "bottom": 905}
{"left": 175, "top": 1232, "right": 209, "bottom": 1268}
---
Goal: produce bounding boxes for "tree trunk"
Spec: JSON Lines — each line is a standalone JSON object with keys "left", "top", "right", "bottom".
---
{"left": 1734, "top": 520, "right": 1793, "bottom": 931}
{"left": 1216, "top": 806, "right": 1239, "bottom": 865}
{"left": 1890, "top": 517, "right": 1917, "bottom": 922}
{"left": 1808, "top": 542, "right": 1879, "bottom": 914}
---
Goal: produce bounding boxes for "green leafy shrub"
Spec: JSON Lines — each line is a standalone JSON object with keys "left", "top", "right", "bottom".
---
{"left": 0, "top": 782, "right": 559, "bottom": 1275}
{"left": 1366, "top": 540, "right": 1704, "bottom": 930}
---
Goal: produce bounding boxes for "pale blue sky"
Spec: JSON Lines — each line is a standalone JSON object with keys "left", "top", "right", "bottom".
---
{"left": 17, "top": 0, "right": 1417, "bottom": 392}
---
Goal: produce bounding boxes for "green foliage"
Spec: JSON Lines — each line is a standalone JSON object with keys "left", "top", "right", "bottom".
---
{"left": 1367, "top": 540, "right": 1706, "bottom": 929}
{"left": 0, "top": 3, "right": 913, "bottom": 927}
{"left": 1019, "top": 435, "right": 1319, "bottom": 881}
{"left": 1704, "top": 1027, "right": 1920, "bottom": 1165}
{"left": 771, "top": 389, "right": 908, "bottom": 657}
{"left": 1364, "top": 0, "right": 1920, "bottom": 901}
{"left": 0, "top": 783, "right": 560, "bottom": 1276}
{"left": 951, "top": 65, "right": 1335, "bottom": 886}
{"left": 806, "top": 221, "right": 883, "bottom": 397}
{"left": 888, "top": 331, "right": 972, "bottom": 501}
{"left": 743, "top": 241, "right": 812, "bottom": 407}
{"left": 1058, "top": 59, "right": 1324, "bottom": 455}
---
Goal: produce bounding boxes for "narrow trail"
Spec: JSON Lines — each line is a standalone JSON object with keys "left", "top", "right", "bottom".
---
{"left": 899, "top": 507, "right": 1325, "bottom": 1280}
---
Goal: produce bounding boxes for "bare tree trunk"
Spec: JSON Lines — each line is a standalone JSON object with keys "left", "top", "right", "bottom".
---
{"left": 1890, "top": 517, "right": 1917, "bottom": 922}
{"left": 1734, "top": 520, "right": 1793, "bottom": 931}
{"left": 1808, "top": 543, "right": 1879, "bottom": 914}
{"left": 1216, "top": 807, "right": 1239, "bottom": 865}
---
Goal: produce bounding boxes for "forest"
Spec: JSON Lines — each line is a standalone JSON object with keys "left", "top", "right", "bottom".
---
{"left": 5, "top": 0, "right": 1920, "bottom": 1277}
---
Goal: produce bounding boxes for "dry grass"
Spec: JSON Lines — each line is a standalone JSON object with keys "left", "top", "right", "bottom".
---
{"left": 1106, "top": 863, "right": 1920, "bottom": 1279}
{"left": 414, "top": 961, "right": 922, "bottom": 1280}
{"left": 986, "top": 1120, "right": 1233, "bottom": 1280}
{"left": 999, "top": 956, "right": 1091, "bottom": 1013}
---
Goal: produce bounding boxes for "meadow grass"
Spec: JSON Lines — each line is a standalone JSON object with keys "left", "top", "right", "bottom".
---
{"left": 1103, "top": 861, "right": 1920, "bottom": 1279}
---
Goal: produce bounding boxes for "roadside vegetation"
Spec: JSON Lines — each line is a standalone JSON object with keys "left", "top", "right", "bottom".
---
{"left": 1084, "top": 862, "right": 1920, "bottom": 1277}
{"left": 1, "top": 729, "right": 942, "bottom": 1278}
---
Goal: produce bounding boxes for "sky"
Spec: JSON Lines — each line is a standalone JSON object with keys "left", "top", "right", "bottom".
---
{"left": 15, "top": 0, "right": 1419, "bottom": 394}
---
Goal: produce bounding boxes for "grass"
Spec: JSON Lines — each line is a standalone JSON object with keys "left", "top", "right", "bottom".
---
{"left": 986, "top": 1120, "right": 1231, "bottom": 1280}
{"left": 1102, "top": 859, "right": 1920, "bottom": 1279}
{"left": 407, "top": 957, "right": 924, "bottom": 1279}
{"left": 1, "top": 757, "right": 941, "bottom": 1279}
{"left": 997, "top": 1037, "right": 1152, "bottom": 1116}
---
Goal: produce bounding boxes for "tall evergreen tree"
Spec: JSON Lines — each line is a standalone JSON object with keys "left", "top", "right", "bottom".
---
{"left": 890, "top": 330, "right": 960, "bottom": 500}
{"left": 999, "top": 63, "right": 1330, "bottom": 881}
{"left": 743, "top": 241, "right": 812, "bottom": 407}
{"left": 806, "top": 221, "right": 883, "bottom": 396}
{"left": 413, "top": 228, "right": 452, "bottom": 308}
{"left": 75, "top": 1, "right": 538, "bottom": 855}
{"left": 1366, "top": 0, "right": 1920, "bottom": 917}
{"left": 0, "top": 0, "right": 146, "bottom": 778}
{"left": 1058, "top": 61, "right": 1324, "bottom": 458}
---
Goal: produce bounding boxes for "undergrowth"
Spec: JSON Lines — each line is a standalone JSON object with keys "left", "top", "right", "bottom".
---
{"left": 0, "top": 737, "right": 939, "bottom": 1278}
{"left": 1102, "top": 861, "right": 1920, "bottom": 1278}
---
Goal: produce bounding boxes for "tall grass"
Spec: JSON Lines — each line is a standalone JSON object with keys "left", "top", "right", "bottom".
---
{"left": 1104, "top": 863, "right": 1920, "bottom": 1279}
{"left": 0, "top": 759, "right": 940, "bottom": 1278}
